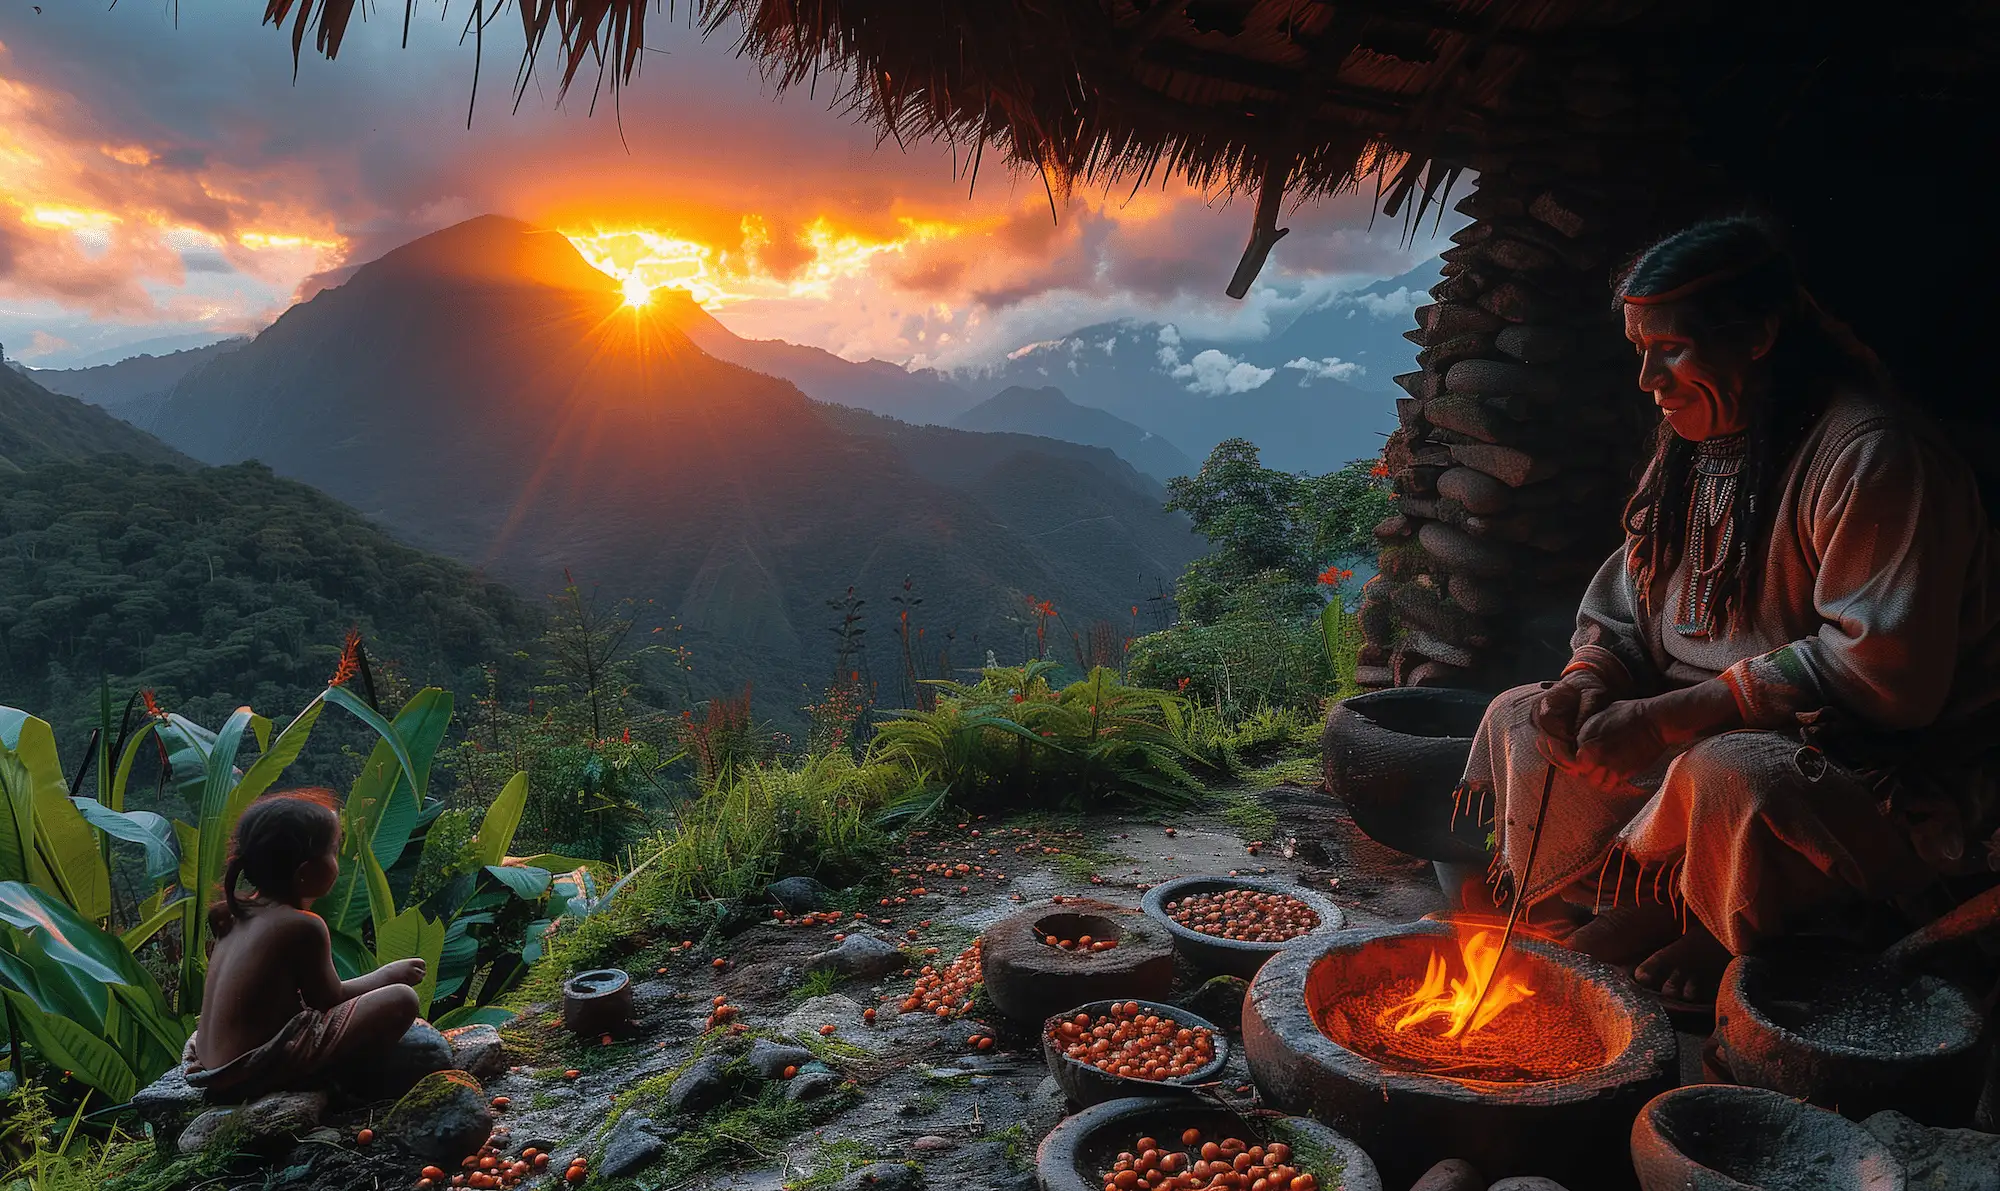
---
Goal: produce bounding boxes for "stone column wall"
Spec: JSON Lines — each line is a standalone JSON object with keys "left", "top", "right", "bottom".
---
{"left": 1356, "top": 48, "right": 1717, "bottom": 692}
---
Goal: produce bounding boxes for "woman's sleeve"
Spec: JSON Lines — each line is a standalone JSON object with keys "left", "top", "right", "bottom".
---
{"left": 1720, "top": 425, "right": 1981, "bottom": 730}
{"left": 1569, "top": 545, "right": 1660, "bottom": 695}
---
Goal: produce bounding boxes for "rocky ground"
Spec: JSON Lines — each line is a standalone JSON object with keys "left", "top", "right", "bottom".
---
{"left": 139, "top": 782, "right": 1451, "bottom": 1191}
{"left": 129, "top": 780, "right": 2000, "bottom": 1191}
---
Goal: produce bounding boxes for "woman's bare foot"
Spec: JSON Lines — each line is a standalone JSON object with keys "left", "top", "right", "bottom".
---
{"left": 1633, "top": 921, "right": 1731, "bottom": 1005}
{"left": 1564, "top": 902, "right": 1682, "bottom": 967}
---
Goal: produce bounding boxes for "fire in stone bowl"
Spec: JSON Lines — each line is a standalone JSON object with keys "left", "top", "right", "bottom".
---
{"left": 1242, "top": 919, "right": 1677, "bottom": 1188}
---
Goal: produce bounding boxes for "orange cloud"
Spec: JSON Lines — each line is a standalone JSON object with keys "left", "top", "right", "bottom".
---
{"left": 0, "top": 43, "right": 346, "bottom": 327}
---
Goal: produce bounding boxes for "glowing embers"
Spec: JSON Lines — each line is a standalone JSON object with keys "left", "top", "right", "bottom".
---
{"left": 1315, "top": 928, "right": 1608, "bottom": 1084}
{"left": 1386, "top": 928, "right": 1534, "bottom": 1040}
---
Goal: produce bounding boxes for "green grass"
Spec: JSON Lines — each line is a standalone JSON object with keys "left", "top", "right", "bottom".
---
{"left": 784, "top": 1140, "right": 881, "bottom": 1190}
{"left": 643, "top": 1083, "right": 861, "bottom": 1185}
{"left": 790, "top": 968, "right": 844, "bottom": 1001}
{"left": 900, "top": 1090, "right": 943, "bottom": 1116}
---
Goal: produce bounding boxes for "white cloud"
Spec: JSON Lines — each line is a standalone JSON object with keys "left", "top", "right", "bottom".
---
{"left": 1284, "top": 356, "right": 1366, "bottom": 385}
{"left": 1341, "top": 286, "right": 1423, "bottom": 320}
{"left": 1173, "top": 348, "right": 1275, "bottom": 397}
{"left": 1006, "top": 338, "right": 1065, "bottom": 360}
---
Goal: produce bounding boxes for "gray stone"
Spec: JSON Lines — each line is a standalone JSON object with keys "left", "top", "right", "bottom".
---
{"left": 766, "top": 876, "right": 834, "bottom": 913}
{"left": 383, "top": 1070, "right": 494, "bottom": 1164}
{"left": 1864, "top": 1110, "right": 2000, "bottom": 1191}
{"left": 236, "top": 1090, "right": 328, "bottom": 1137}
{"left": 597, "top": 1113, "right": 666, "bottom": 1180}
{"left": 133, "top": 1061, "right": 206, "bottom": 1149}
{"left": 1490, "top": 1180, "right": 1571, "bottom": 1191}
{"left": 746, "top": 1039, "right": 815, "bottom": 1080}
{"left": 1023, "top": 1075, "right": 1067, "bottom": 1143}
{"left": 779, "top": 995, "right": 887, "bottom": 1053}
{"left": 784, "top": 1071, "right": 846, "bottom": 1103}
{"left": 836, "top": 1163, "right": 921, "bottom": 1191}
{"left": 804, "top": 933, "right": 905, "bottom": 980}
{"left": 177, "top": 1107, "right": 238, "bottom": 1154}
{"left": 1177, "top": 975, "right": 1250, "bottom": 1034}
{"left": 1410, "top": 1158, "right": 1486, "bottom": 1191}
{"left": 630, "top": 979, "right": 674, "bottom": 1012}
{"left": 441, "top": 1023, "right": 508, "bottom": 1080}
{"left": 665, "top": 1054, "right": 737, "bottom": 1116}
{"left": 339, "top": 1019, "right": 454, "bottom": 1100}
{"left": 911, "top": 1135, "right": 953, "bottom": 1152}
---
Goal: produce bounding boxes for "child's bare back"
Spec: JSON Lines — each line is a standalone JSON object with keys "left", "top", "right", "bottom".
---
{"left": 188, "top": 791, "right": 424, "bottom": 1099}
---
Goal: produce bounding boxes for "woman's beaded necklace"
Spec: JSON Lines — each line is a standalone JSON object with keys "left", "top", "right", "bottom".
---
{"left": 1673, "top": 432, "right": 1748, "bottom": 638}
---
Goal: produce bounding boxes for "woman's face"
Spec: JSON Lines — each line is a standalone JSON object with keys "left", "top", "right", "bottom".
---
{"left": 1623, "top": 304, "right": 1774, "bottom": 441}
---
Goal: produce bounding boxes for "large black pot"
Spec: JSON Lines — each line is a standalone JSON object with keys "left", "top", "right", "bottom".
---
{"left": 1321, "top": 687, "right": 1493, "bottom": 863}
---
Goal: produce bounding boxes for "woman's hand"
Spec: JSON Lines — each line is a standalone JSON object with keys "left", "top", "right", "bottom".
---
{"left": 1573, "top": 698, "right": 1670, "bottom": 790}
{"left": 380, "top": 958, "right": 427, "bottom": 987}
{"left": 1533, "top": 671, "right": 1614, "bottom": 763}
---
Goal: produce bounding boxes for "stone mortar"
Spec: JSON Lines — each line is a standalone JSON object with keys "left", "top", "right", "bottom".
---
{"left": 1714, "top": 951, "right": 1988, "bottom": 1127}
{"left": 1140, "top": 875, "right": 1347, "bottom": 981}
{"left": 1242, "top": 918, "right": 1676, "bottom": 1190}
{"left": 1630, "top": 1084, "right": 1906, "bottom": 1191}
{"left": 981, "top": 898, "right": 1174, "bottom": 1028}
{"left": 1321, "top": 687, "right": 1494, "bottom": 864}
{"left": 1041, "top": 998, "right": 1230, "bottom": 1109}
{"left": 1035, "top": 1095, "right": 1382, "bottom": 1191}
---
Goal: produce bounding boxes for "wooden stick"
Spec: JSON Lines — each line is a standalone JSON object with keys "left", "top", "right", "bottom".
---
{"left": 1466, "top": 760, "right": 1555, "bottom": 1025}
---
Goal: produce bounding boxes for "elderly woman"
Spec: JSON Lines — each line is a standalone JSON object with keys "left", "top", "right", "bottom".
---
{"left": 1462, "top": 216, "right": 2000, "bottom": 1006}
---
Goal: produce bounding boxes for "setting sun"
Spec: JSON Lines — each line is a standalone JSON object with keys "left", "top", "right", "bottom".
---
{"left": 620, "top": 274, "right": 653, "bottom": 307}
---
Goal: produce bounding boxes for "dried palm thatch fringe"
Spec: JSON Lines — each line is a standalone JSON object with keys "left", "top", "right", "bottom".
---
{"left": 253, "top": 1, "right": 1592, "bottom": 286}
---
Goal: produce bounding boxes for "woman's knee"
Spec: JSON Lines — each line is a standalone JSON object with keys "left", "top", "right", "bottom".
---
{"left": 1672, "top": 730, "right": 1806, "bottom": 816}
{"left": 365, "top": 982, "right": 421, "bottom": 1030}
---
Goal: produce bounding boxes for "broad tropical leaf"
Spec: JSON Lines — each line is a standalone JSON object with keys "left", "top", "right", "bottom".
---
{"left": 373, "top": 906, "right": 445, "bottom": 1016}
{"left": 69, "top": 800, "right": 179, "bottom": 882}
{"left": 472, "top": 772, "right": 529, "bottom": 869}
{"left": 483, "top": 864, "right": 551, "bottom": 900}
{"left": 120, "top": 894, "right": 190, "bottom": 950}
{"left": 1, "top": 988, "right": 137, "bottom": 1101}
{"left": 0, "top": 711, "right": 111, "bottom": 922}
{"left": 319, "top": 689, "right": 451, "bottom": 933}
{"left": 434, "top": 1004, "right": 515, "bottom": 1029}
{"left": 182, "top": 707, "right": 258, "bottom": 1014}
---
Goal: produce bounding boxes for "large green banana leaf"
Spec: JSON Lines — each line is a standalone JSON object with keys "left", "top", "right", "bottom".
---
{"left": 317, "top": 689, "right": 451, "bottom": 934}
{"left": 373, "top": 905, "right": 444, "bottom": 1016}
{"left": 472, "top": 772, "right": 529, "bottom": 869}
{"left": 68, "top": 800, "right": 178, "bottom": 882}
{"left": 179, "top": 707, "right": 258, "bottom": 1015}
{"left": 0, "top": 712, "right": 111, "bottom": 923}
{"left": 0, "top": 988, "right": 136, "bottom": 1102}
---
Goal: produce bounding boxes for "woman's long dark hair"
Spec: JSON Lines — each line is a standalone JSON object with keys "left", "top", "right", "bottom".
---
{"left": 207, "top": 789, "right": 341, "bottom": 940}
{"left": 1615, "top": 216, "right": 1891, "bottom": 627}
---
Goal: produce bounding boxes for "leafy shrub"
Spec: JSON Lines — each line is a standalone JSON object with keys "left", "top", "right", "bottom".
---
{"left": 868, "top": 661, "right": 1214, "bottom": 810}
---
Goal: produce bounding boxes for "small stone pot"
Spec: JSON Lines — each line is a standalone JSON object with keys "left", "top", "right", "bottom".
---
{"left": 1035, "top": 1095, "right": 1382, "bottom": 1191}
{"left": 1042, "top": 999, "right": 1230, "bottom": 1109}
{"left": 1321, "top": 688, "right": 1494, "bottom": 863}
{"left": 1141, "top": 875, "right": 1346, "bottom": 981}
{"left": 1713, "top": 951, "right": 1988, "bottom": 1126}
{"left": 981, "top": 899, "right": 1174, "bottom": 1028}
{"left": 1630, "top": 1084, "right": 1906, "bottom": 1191}
{"left": 562, "top": 968, "right": 633, "bottom": 1036}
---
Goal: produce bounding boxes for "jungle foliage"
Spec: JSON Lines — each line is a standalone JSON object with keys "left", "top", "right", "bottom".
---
{"left": 0, "top": 459, "right": 542, "bottom": 765}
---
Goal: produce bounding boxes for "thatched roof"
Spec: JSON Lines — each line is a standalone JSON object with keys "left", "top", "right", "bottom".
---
{"left": 268, "top": 1, "right": 2000, "bottom": 317}
{"left": 269, "top": 0, "right": 1641, "bottom": 291}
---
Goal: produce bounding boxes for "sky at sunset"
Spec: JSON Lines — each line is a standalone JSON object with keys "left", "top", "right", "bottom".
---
{"left": 0, "top": 2, "right": 1450, "bottom": 371}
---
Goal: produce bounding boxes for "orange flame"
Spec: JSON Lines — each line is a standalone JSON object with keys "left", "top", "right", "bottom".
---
{"left": 1386, "top": 928, "right": 1535, "bottom": 1041}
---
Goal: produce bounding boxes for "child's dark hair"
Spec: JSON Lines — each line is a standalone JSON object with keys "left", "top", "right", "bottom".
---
{"left": 208, "top": 789, "right": 341, "bottom": 939}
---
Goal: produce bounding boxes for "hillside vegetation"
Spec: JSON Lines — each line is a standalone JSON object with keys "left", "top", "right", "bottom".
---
{"left": 0, "top": 458, "right": 541, "bottom": 755}
{"left": 0, "top": 364, "right": 193, "bottom": 472}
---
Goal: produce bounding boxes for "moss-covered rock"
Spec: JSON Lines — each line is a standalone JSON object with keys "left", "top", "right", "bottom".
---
{"left": 384, "top": 1070, "right": 492, "bottom": 1163}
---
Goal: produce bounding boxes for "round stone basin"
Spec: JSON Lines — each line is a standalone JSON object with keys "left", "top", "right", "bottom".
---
{"left": 1243, "top": 919, "right": 1676, "bottom": 1188}
{"left": 1141, "top": 874, "right": 1346, "bottom": 980}
{"left": 1631, "top": 1084, "right": 1906, "bottom": 1191}
{"left": 980, "top": 898, "right": 1174, "bottom": 1027}
{"left": 1715, "top": 951, "right": 1987, "bottom": 1125}
{"left": 1036, "top": 1095, "right": 1382, "bottom": 1191}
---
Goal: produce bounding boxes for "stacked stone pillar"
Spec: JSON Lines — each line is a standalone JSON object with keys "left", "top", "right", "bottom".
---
{"left": 1357, "top": 47, "right": 1716, "bottom": 691}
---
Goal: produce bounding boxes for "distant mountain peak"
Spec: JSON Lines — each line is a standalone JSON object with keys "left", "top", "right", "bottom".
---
{"left": 353, "top": 214, "right": 618, "bottom": 295}
{"left": 952, "top": 384, "right": 1195, "bottom": 484}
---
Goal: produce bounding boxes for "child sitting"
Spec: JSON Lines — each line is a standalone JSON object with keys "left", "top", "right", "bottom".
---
{"left": 187, "top": 789, "right": 425, "bottom": 1100}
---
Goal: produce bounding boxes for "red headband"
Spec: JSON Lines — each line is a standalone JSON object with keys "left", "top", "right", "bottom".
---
{"left": 1621, "top": 251, "right": 1778, "bottom": 306}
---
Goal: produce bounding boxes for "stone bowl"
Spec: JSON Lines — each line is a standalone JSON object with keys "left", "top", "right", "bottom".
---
{"left": 1141, "top": 875, "right": 1347, "bottom": 980}
{"left": 982, "top": 899, "right": 1175, "bottom": 1028}
{"left": 1042, "top": 999, "right": 1231, "bottom": 1109}
{"left": 1036, "top": 1095, "right": 1382, "bottom": 1191}
{"left": 1321, "top": 688, "right": 1494, "bottom": 863}
{"left": 562, "top": 968, "right": 632, "bottom": 1036}
{"left": 1242, "top": 918, "right": 1676, "bottom": 1189}
{"left": 1630, "top": 1084, "right": 1907, "bottom": 1191}
{"left": 1713, "top": 951, "right": 1988, "bottom": 1126}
